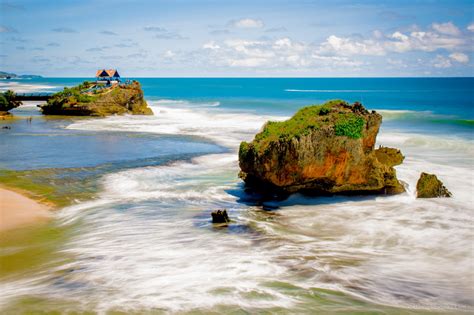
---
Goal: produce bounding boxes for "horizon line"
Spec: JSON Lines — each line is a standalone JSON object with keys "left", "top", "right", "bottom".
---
{"left": 20, "top": 76, "right": 474, "bottom": 79}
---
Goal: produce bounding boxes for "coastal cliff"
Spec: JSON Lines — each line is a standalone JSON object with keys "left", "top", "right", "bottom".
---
{"left": 40, "top": 81, "right": 153, "bottom": 116}
{"left": 239, "top": 100, "right": 405, "bottom": 195}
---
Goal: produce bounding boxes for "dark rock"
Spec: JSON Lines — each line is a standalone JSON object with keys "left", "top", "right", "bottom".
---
{"left": 416, "top": 172, "right": 452, "bottom": 198}
{"left": 238, "top": 100, "right": 405, "bottom": 196}
{"left": 211, "top": 209, "right": 230, "bottom": 223}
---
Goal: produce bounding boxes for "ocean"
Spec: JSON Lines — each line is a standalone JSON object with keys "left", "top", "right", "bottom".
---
{"left": 0, "top": 78, "right": 473, "bottom": 313}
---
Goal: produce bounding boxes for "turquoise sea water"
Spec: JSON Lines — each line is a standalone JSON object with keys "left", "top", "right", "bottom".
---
{"left": 12, "top": 77, "right": 474, "bottom": 116}
{"left": 0, "top": 78, "right": 472, "bottom": 313}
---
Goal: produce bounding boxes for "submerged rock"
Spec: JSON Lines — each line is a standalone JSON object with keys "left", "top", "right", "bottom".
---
{"left": 239, "top": 100, "right": 405, "bottom": 196}
{"left": 40, "top": 81, "right": 153, "bottom": 116}
{"left": 211, "top": 209, "right": 230, "bottom": 223}
{"left": 416, "top": 172, "right": 452, "bottom": 198}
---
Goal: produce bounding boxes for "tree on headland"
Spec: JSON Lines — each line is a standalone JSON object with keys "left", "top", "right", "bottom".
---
{"left": 0, "top": 90, "right": 22, "bottom": 112}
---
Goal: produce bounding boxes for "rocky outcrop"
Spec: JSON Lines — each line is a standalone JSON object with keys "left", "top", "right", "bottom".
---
{"left": 40, "top": 81, "right": 153, "bottom": 116}
{"left": 239, "top": 100, "right": 405, "bottom": 196}
{"left": 211, "top": 209, "right": 230, "bottom": 223}
{"left": 416, "top": 172, "right": 452, "bottom": 198}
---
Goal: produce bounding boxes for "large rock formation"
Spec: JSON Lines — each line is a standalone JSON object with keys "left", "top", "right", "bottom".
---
{"left": 40, "top": 81, "right": 153, "bottom": 116}
{"left": 416, "top": 172, "right": 452, "bottom": 198}
{"left": 239, "top": 100, "right": 405, "bottom": 196}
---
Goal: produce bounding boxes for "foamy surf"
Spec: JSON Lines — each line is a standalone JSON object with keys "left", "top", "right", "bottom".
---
{"left": 2, "top": 96, "right": 473, "bottom": 313}
{"left": 67, "top": 100, "right": 287, "bottom": 148}
{"left": 155, "top": 99, "right": 221, "bottom": 107}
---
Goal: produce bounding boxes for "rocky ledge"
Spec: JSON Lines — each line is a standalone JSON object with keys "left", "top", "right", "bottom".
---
{"left": 239, "top": 100, "right": 405, "bottom": 196}
{"left": 40, "top": 81, "right": 153, "bottom": 116}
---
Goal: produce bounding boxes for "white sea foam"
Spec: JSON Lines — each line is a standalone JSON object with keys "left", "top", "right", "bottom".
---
{"left": 2, "top": 104, "right": 473, "bottom": 312}
{"left": 67, "top": 100, "right": 287, "bottom": 148}
{"left": 67, "top": 105, "right": 473, "bottom": 310}
{"left": 0, "top": 81, "right": 56, "bottom": 93}
{"left": 155, "top": 99, "right": 221, "bottom": 107}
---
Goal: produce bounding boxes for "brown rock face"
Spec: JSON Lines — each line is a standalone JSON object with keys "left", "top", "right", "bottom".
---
{"left": 238, "top": 101, "right": 405, "bottom": 196}
{"left": 416, "top": 172, "right": 452, "bottom": 198}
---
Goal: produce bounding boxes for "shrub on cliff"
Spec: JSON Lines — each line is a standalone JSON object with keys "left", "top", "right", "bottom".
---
{"left": 46, "top": 82, "right": 95, "bottom": 108}
{"left": 0, "top": 90, "right": 22, "bottom": 112}
{"left": 251, "top": 100, "right": 348, "bottom": 153}
{"left": 334, "top": 114, "right": 365, "bottom": 138}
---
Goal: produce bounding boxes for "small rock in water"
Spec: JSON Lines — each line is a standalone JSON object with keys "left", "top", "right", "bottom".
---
{"left": 211, "top": 209, "right": 230, "bottom": 223}
{"left": 2, "top": 126, "right": 11, "bottom": 129}
{"left": 416, "top": 172, "right": 452, "bottom": 198}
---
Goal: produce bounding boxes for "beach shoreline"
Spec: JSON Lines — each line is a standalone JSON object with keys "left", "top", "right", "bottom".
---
{"left": 0, "top": 186, "right": 52, "bottom": 232}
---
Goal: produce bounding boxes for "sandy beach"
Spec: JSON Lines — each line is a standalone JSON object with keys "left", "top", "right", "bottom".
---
{"left": 0, "top": 187, "right": 51, "bottom": 232}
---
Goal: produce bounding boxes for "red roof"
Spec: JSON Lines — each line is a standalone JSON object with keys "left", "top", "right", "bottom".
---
{"left": 96, "top": 69, "right": 120, "bottom": 77}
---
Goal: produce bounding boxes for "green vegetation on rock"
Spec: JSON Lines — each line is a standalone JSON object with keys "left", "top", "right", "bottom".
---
{"left": 249, "top": 100, "right": 350, "bottom": 153}
{"left": 334, "top": 114, "right": 365, "bottom": 138}
{"left": 46, "top": 81, "right": 96, "bottom": 107}
{"left": 41, "top": 80, "right": 153, "bottom": 116}
{"left": 0, "top": 90, "right": 22, "bottom": 112}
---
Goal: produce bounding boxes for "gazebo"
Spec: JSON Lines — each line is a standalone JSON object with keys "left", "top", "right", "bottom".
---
{"left": 96, "top": 69, "right": 121, "bottom": 84}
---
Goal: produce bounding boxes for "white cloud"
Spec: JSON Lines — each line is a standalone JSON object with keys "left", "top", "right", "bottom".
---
{"left": 203, "top": 41, "right": 220, "bottom": 50}
{"left": 311, "top": 54, "right": 363, "bottom": 67}
{"left": 227, "top": 57, "right": 268, "bottom": 67}
{"left": 231, "top": 18, "right": 264, "bottom": 29}
{"left": 432, "top": 55, "right": 452, "bottom": 68}
{"left": 224, "top": 39, "right": 275, "bottom": 58}
{"left": 431, "top": 22, "right": 461, "bottom": 36}
{"left": 316, "top": 23, "right": 466, "bottom": 58}
{"left": 318, "top": 35, "right": 386, "bottom": 56}
{"left": 387, "top": 30, "right": 465, "bottom": 52}
{"left": 198, "top": 21, "right": 470, "bottom": 73}
{"left": 164, "top": 50, "right": 175, "bottom": 58}
{"left": 387, "top": 58, "right": 408, "bottom": 68}
{"left": 373, "top": 30, "right": 383, "bottom": 39}
{"left": 449, "top": 52, "right": 469, "bottom": 63}
{"left": 467, "top": 23, "right": 474, "bottom": 32}
{"left": 201, "top": 36, "right": 362, "bottom": 70}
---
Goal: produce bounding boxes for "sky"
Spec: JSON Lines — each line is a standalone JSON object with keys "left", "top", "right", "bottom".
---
{"left": 0, "top": 0, "right": 473, "bottom": 77}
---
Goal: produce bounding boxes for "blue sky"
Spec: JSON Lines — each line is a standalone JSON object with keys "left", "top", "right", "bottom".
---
{"left": 1, "top": 0, "right": 473, "bottom": 77}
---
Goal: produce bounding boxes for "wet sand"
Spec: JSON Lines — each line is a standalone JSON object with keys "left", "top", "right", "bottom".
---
{"left": 0, "top": 187, "right": 51, "bottom": 232}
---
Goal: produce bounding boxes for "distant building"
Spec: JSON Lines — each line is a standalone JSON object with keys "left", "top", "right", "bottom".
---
{"left": 96, "top": 69, "right": 120, "bottom": 84}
